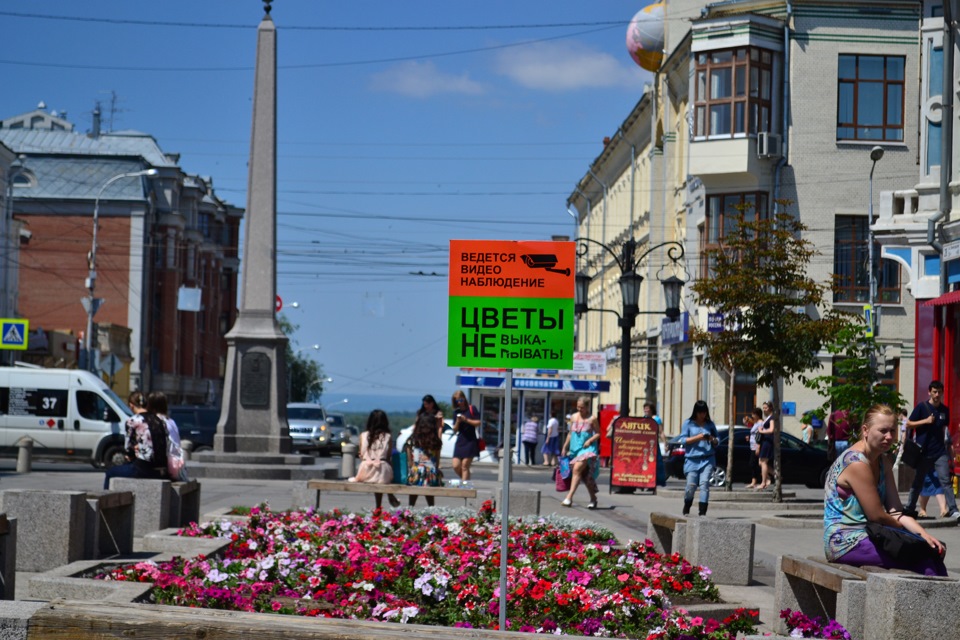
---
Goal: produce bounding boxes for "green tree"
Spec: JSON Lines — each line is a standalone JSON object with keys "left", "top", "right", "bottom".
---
{"left": 801, "top": 320, "right": 905, "bottom": 431}
{"left": 278, "top": 313, "right": 326, "bottom": 403}
{"left": 689, "top": 207, "right": 847, "bottom": 501}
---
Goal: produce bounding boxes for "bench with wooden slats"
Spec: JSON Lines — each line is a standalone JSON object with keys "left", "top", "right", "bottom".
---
{"left": 305, "top": 480, "right": 477, "bottom": 509}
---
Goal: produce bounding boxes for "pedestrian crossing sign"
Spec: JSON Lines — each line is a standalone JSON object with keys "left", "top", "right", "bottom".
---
{"left": 0, "top": 319, "right": 29, "bottom": 350}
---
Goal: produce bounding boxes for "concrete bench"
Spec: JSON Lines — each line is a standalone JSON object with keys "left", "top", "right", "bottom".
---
{"left": 84, "top": 491, "right": 134, "bottom": 559}
{"left": 646, "top": 511, "right": 686, "bottom": 555}
{"left": 774, "top": 554, "right": 960, "bottom": 639}
{"left": 645, "top": 511, "right": 754, "bottom": 586}
{"left": 294, "top": 480, "right": 477, "bottom": 510}
{"left": 0, "top": 490, "right": 86, "bottom": 572}
{"left": 108, "top": 479, "right": 201, "bottom": 536}
{"left": 0, "top": 514, "right": 17, "bottom": 600}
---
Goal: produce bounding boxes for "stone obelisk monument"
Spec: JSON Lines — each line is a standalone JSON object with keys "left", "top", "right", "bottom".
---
{"left": 215, "top": 0, "right": 292, "bottom": 456}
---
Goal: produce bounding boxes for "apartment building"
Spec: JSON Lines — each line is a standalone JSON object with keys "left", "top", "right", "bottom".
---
{"left": 0, "top": 107, "right": 241, "bottom": 403}
{"left": 569, "top": 0, "right": 924, "bottom": 435}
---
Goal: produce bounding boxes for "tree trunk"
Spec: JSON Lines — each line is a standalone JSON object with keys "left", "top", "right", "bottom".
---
{"left": 773, "top": 379, "right": 783, "bottom": 503}
{"left": 726, "top": 367, "right": 737, "bottom": 491}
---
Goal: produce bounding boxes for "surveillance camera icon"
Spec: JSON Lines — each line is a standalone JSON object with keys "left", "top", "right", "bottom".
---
{"left": 520, "top": 254, "right": 570, "bottom": 276}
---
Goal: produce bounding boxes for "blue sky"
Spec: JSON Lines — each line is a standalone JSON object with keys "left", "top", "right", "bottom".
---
{"left": 2, "top": 2, "right": 655, "bottom": 409}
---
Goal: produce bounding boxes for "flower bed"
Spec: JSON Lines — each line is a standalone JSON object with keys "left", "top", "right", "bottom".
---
{"left": 96, "top": 503, "right": 757, "bottom": 638}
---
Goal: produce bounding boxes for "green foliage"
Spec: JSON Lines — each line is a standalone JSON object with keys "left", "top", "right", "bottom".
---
{"left": 278, "top": 313, "right": 326, "bottom": 402}
{"left": 801, "top": 320, "right": 905, "bottom": 427}
{"left": 689, "top": 209, "right": 848, "bottom": 387}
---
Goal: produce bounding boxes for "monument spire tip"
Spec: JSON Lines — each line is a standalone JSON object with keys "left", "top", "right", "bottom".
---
{"left": 263, "top": 0, "right": 272, "bottom": 16}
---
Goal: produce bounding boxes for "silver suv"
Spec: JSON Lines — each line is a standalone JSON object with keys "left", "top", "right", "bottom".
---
{"left": 286, "top": 403, "right": 333, "bottom": 455}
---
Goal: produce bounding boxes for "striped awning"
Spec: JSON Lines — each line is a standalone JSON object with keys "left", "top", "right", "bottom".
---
{"left": 923, "top": 290, "right": 960, "bottom": 306}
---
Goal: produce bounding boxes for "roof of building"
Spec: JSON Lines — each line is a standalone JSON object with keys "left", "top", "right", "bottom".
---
{"left": 13, "top": 156, "right": 151, "bottom": 201}
{"left": 0, "top": 127, "right": 178, "bottom": 168}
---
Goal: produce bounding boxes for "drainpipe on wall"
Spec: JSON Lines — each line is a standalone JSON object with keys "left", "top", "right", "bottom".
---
{"left": 931, "top": 1, "right": 955, "bottom": 298}
{"left": 588, "top": 168, "right": 609, "bottom": 349}
{"left": 772, "top": 1, "right": 792, "bottom": 216}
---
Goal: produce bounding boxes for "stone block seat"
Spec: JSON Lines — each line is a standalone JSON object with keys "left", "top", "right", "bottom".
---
{"left": 108, "top": 479, "right": 201, "bottom": 537}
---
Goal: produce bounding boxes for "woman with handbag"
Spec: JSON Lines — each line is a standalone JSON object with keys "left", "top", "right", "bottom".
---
{"left": 823, "top": 404, "right": 947, "bottom": 576}
{"left": 405, "top": 412, "right": 444, "bottom": 507}
{"left": 559, "top": 396, "right": 600, "bottom": 509}
{"left": 755, "top": 402, "right": 776, "bottom": 490}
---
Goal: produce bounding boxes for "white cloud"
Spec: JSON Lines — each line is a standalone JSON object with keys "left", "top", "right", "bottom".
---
{"left": 368, "top": 61, "right": 485, "bottom": 98}
{"left": 495, "top": 41, "right": 645, "bottom": 92}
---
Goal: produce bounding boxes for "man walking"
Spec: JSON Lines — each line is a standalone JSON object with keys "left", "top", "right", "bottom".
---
{"left": 904, "top": 380, "right": 960, "bottom": 522}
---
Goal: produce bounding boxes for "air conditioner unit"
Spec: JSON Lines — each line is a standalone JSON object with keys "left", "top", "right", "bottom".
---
{"left": 758, "top": 132, "right": 782, "bottom": 159}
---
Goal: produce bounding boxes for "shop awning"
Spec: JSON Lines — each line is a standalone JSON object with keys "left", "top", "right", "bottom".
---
{"left": 923, "top": 290, "right": 960, "bottom": 306}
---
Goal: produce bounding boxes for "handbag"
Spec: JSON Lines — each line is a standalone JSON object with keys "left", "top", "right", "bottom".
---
{"left": 558, "top": 456, "right": 572, "bottom": 479}
{"left": 754, "top": 431, "right": 762, "bottom": 445}
{"left": 900, "top": 438, "right": 923, "bottom": 469}
{"left": 554, "top": 466, "right": 571, "bottom": 492}
{"left": 865, "top": 522, "right": 944, "bottom": 562}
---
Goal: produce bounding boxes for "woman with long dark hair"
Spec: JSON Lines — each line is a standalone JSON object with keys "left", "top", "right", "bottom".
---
{"left": 405, "top": 411, "right": 445, "bottom": 506}
{"left": 349, "top": 409, "right": 400, "bottom": 509}
{"left": 679, "top": 400, "right": 718, "bottom": 516}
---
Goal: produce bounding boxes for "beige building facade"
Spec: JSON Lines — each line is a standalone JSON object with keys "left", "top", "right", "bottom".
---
{"left": 570, "top": 0, "right": 924, "bottom": 436}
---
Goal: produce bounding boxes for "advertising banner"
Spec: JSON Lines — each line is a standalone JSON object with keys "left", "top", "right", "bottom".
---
{"left": 448, "top": 240, "right": 574, "bottom": 369}
{"left": 610, "top": 416, "right": 659, "bottom": 489}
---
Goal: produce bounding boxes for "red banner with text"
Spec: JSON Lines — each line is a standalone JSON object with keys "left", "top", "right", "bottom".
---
{"left": 610, "top": 416, "right": 659, "bottom": 488}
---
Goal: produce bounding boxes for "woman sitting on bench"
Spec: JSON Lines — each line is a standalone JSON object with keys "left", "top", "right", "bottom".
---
{"left": 824, "top": 404, "right": 946, "bottom": 576}
{"left": 348, "top": 410, "right": 401, "bottom": 509}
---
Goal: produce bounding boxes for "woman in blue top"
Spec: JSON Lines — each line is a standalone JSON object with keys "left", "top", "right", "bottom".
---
{"left": 679, "top": 400, "right": 719, "bottom": 516}
{"left": 560, "top": 396, "right": 600, "bottom": 509}
{"left": 824, "top": 404, "right": 945, "bottom": 576}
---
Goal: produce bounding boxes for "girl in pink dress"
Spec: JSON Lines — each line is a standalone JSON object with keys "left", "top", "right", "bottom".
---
{"left": 349, "top": 409, "right": 400, "bottom": 508}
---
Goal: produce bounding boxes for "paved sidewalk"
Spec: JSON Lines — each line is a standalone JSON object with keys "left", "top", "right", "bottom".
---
{"left": 1, "top": 459, "right": 957, "bottom": 632}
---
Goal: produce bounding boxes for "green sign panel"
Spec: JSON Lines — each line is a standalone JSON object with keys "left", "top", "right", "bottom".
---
{"left": 448, "top": 240, "right": 574, "bottom": 369}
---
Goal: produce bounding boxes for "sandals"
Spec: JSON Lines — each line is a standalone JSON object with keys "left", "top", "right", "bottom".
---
{"left": 587, "top": 501, "right": 598, "bottom": 510}
{"left": 561, "top": 498, "right": 572, "bottom": 507}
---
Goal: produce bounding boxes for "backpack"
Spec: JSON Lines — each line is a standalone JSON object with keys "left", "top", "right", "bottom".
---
{"left": 142, "top": 413, "right": 169, "bottom": 472}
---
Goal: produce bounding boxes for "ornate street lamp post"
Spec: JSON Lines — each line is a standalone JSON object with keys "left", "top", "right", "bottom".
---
{"left": 574, "top": 237, "right": 685, "bottom": 419}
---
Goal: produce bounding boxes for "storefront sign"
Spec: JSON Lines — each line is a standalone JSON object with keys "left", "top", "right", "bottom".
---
{"left": 661, "top": 312, "right": 688, "bottom": 345}
{"left": 610, "top": 416, "right": 659, "bottom": 489}
{"left": 448, "top": 240, "right": 574, "bottom": 368}
{"left": 455, "top": 375, "right": 610, "bottom": 392}
{"left": 707, "top": 312, "right": 724, "bottom": 332}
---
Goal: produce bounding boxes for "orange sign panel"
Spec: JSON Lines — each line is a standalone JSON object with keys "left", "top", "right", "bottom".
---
{"left": 449, "top": 240, "right": 575, "bottom": 299}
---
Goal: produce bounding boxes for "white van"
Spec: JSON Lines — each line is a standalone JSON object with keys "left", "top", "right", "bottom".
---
{"left": 0, "top": 366, "right": 131, "bottom": 468}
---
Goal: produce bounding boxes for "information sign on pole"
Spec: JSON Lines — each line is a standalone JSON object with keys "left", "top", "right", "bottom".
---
{"left": 610, "top": 416, "right": 659, "bottom": 489}
{"left": 447, "top": 240, "right": 574, "bottom": 369}
{"left": 0, "top": 318, "right": 29, "bottom": 351}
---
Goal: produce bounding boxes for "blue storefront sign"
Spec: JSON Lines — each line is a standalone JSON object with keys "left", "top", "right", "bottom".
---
{"left": 456, "top": 375, "right": 610, "bottom": 392}
{"left": 662, "top": 312, "right": 688, "bottom": 346}
{"left": 707, "top": 312, "right": 724, "bottom": 333}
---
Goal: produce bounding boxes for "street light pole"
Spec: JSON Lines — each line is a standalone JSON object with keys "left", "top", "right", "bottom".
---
{"left": 868, "top": 146, "right": 884, "bottom": 369}
{"left": 84, "top": 168, "right": 158, "bottom": 372}
{"left": 575, "top": 237, "right": 685, "bottom": 419}
{"left": 2, "top": 156, "right": 26, "bottom": 365}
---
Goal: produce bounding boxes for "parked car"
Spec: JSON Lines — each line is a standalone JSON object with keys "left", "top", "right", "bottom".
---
{"left": 665, "top": 426, "right": 830, "bottom": 488}
{"left": 395, "top": 419, "right": 498, "bottom": 462}
{"left": 286, "top": 403, "right": 335, "bottom": 455}
{"left": 0, "top": 366, "right": 131, "bottom": 468}
{"left": 324, "top": 413, "right": 352, "bottom": 449}
{"left": 168, "top": 405, "right": 219, "bottom": 453}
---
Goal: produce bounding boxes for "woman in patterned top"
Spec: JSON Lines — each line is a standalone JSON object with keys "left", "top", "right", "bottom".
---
{"left": 823, "top": 404, "right": 946, "bottom": 576}
{"left": 405, "top": 412, "right": 444, "bottom": 507}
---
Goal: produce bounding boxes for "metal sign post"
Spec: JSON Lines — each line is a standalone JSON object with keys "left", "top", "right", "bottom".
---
{"left": 498, "top": 369, "right": 513, "bottom": 631}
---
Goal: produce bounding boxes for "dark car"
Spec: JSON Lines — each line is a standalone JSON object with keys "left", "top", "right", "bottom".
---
{"left": 666, "top": 426, "right": 830, "bottom": 488}
{"left": 168, "top": 405, "right": 219, "bottom": 453}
